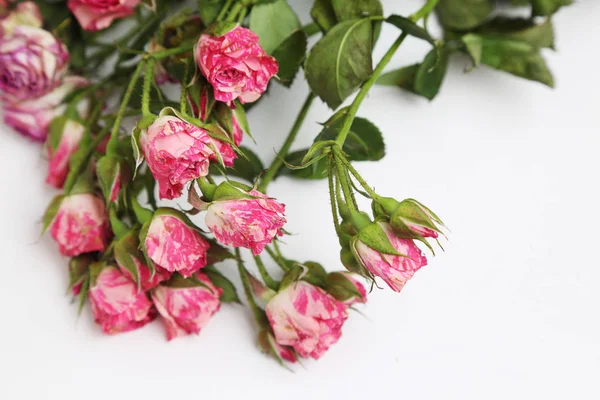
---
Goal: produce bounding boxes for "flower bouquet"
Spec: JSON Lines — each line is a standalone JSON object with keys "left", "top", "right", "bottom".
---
{"left": 0, "top": 0, "right": 568, "bottom": 366}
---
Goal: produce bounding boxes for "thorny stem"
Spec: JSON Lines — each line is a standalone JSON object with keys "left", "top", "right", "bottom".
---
{"left": 265, "top": 245, "right": 289, "bottom": 272}
{"left": 107, "top": 60, "right": 145, "bottom": 154}
{"left": 141, "top": 58, "right": 155, "bottom": 117}
{"left": 258, "top": 92, "right": 316, "bottom": 192}
{"left": 254, "top": 254, "right": 279, "bottom": 291}
{"left": 328, "top": 157, "right": 342, "bottom": 234}
{"left": 337, "top": 153, "right": 379, "bottom": 200}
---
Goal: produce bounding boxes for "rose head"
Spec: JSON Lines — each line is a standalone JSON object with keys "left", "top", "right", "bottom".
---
{"left": 141, "top": 115, "right": 215, "bottom": 200}
{"left": 151, "top": 272, "right": 222, "bottom": 340}
{"left": 0, "top": 2, "right": 43, "bottom": 36}
{"left": 144, "top": 214, "right": 210, "bottom": 278}
{"left": 89, "top": 266, "right": 155, "bottom": 334}
{"left": 205, "top": 187, "right": 286, "bottom": 256}
{"left": 46, "top": 120, "right": 85, "bottom": 188}
{"left": 67, "top": 0, "right": 140, "bottom": 32}
{"left": 195, "top": 26, "right": 278, "bottom": 104}
{"left": 50, "top": 194, "right": 110, "bottom": 257}
{"left": 3, "top": 75, "right": 89, "bottom": 141}
{"left": 117, "top": 256, "right": 171, "bottom": 292}
{"left": 354, "top": 222, "right": 428, "bottom": 292}
{"left": 0, "top": 26, "right": 69, "bottom": 100}
{"left": 266, "top": 281, "right": 348, "bottom": 360}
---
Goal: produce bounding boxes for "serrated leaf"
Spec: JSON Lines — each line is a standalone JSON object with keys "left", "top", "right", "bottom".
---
{"left": 272, "top": 30, "right": 307, "bottom": 87}
{"left": 204, "top": 266, "right": 241, "bottom": 304}
{"left": 305, "top": 18, "right": 373, "bottom": 109}
{"left": 249, "top": 0, "right": 301, "bottom": 54}
{"left": 332, "top": 0, "right": 383, "bottom": 45}
{"left": 386, "top": 15, "right": 435, "bottom": 45}
{"left": 473, "top": 17, "right": 555, "bottom": 49}
{"left": 317, "top": 117, "right": 384, "bottom": 161}
{"left": 478, "top": 36, "right": 554, "bottom": 87}
{"left": 435, "top": 0, "right": 494, "bottom": 30}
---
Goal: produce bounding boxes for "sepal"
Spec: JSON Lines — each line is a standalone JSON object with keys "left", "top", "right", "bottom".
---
{"left": 68, "top": 255, "right": 93, "bottom": 296}
{"left": 258, "top": 330, "right": 297, "bottom": 365}
{"left": 204, "top": 266, "right": 241, "bottom": 303}
{"left": 325, "top": 272, "right": 366, "bottom": 304}
{"left": 42, "top": 195, "right": 65, "bottom": 234}
{"left": 113, "top": 231, "right": 144, "bottom": 291}
{"left": 97, "top": 155, "right": 123, "bottom": 204}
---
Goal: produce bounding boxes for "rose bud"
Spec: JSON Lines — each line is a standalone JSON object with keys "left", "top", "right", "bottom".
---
{"left": 0, "top": 26, "right": 69, "bottom": 101}
{"left": 204, "top": 182, "right": 286, "bottom": 256}
{"left": 49, "top": 194, "right": 110, "bottom": 257}
{"left": 3, "top": 76, "right": 89, "bottom": 141}
{"left": 266, "top": 281, "right": 348, "bottom": 360}
{"left": 141, "top": 114, "right": 216, "bottom": 200}
{"left": 144, "top": 212, "right": 210, "bottom": 278}
{"left": 258, "top": 330, "right": 297, "bottom": 364}
{"left": 325, "top": 272, "right": 367, "bottom": 306}
{"left": 353, "top": 222, "right": 428, "bottom": 292}
{"left": 0, "top": 1, "right": 43, "bottom": 36}
{"left": 151, "top": 272, "right": 222, "bottom": 340}
{"left": 195, "top": 26, "right": 278, "bottom": 104}
{"left": 45, "top": 119, "right": 85, "bottom": 188}
{"left": 374, "top": 197, "right": 445, "bottom": 240}
{"left": 67, "top": 0, "right": 140, "bottom": 32}
{"left": 89, "top": 265, "right": 155, "bottom": 334}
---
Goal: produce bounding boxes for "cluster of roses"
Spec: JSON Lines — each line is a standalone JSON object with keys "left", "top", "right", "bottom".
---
{"left": 0, "top": 0, "right": 446, "bottom": 364}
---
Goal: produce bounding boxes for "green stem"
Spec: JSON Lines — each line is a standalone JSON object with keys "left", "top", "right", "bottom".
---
{"left": 335, "top": 32, "right": 408, "bottom": 146}
{"left": 180, "top": 60, "right": 191, "bottom": 115}
{"left": 258, "top": 92, "right": 316, "bottom": 192}
{"left": 225, "top": 2, "right": 244, "bottom": 22}
{"left": 216, "top": 0, "right": 234, "bottom": 21}
{"left": 301, "top": 22, "right": 320, "bottom": 37}
{"left": 107, "top": 61, "right": 145, "bottom": 154}
{"left": 334, "top": 150, "right": 358, "bottom": 212}
{"left": 141, "top": 58, "right": 155, "bottom": 117}
{"left": 410, "top": 0, "right": 440, "bottom": 21}
{"left": 237, "top": 7, "right": 248, "bottom": 24}
{"left": 236, "top": 249, "right": 268, "bottom": 327}
{"left": 337, "top": 152, "right": 379, "bottom": 199}
{"left": 265, "top": 245, "right": 289, "bottom": 272}
{"left": 254, "top": 254, "right": 279, "bottom": 291}
{"left": 328, "top": 157, "right": 342, "bottom": 233}
{"left": 150, "top": 42, "right": 195, "bottom": 60}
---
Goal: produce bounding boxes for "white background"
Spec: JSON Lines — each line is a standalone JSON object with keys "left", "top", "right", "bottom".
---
{"left": 1, "top": 1, "right": 599, "bottom": 399}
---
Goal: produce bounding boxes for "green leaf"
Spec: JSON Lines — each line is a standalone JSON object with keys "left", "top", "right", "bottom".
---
{"left": 210, "top": 146, "right": 264, "bottom": 183}
{"left": 473, "top": 17, "right": 555, "bottom": 49}
{"left": 435, "top": 0, "right": 494, "bottom": 30}
{"left": 461, "top": 34, "right": 483, "bottom": 70}
{"left": 332, "top": 0, "right": 383, "bottom": 44}
{"left": 272, "top": 30, "right": 308, "bottom": 87}
{"left": 376, "top": 64, "right": 419, "bottom": 93}
{"left": 478, "top": 36, "right": 554, "bottom": 87}
{"left": 531, "top": 0, "right": 573, "bottom": 16}
{"left": 96, "top": 155, "right": 121, "bottom": 204}
{"left": 386, "top": 15, "right": 435, "bottom": 46}
{"left": 310, "top": 0, "right": 338, "bottom": 32}
{"left": 42, "top": 195, "right": 64, "bottom": 234}
{"left": 114, "top": 234, "right": 142, "bottom": 290}
{"left": 204, "top": 266, "right": 241, "bottom": 304}
{"left": 249, "top": 0, "right": 301, "bottom": 54}
{"left": 415, "top": 47, "right": 449, "bottom": 100}
{"left": 305, "top": 18, "right": 374, "bottom": 109}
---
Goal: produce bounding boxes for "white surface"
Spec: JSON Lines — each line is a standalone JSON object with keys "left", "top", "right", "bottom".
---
{"left": 1, "top": 1, "right": 599, "bottom": 399}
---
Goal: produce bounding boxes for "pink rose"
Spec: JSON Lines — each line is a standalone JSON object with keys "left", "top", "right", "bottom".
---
{"left": 141, "top": 115, "right": 215, "bottom": 200}
{"left": 3, "top": 76, "right": 88, "bottom": 140}
{"left": 0, "top": 25, "right": 69, "bottom": 100}
{"left": 117, "top": 257, "right": 171, "bottom": 292}
{"left": 67, "top": 0, "right": 140, "bottom": 32}
{"left": 266, "top": 281, "right": 348, "bottom": 359}
{"left": 89, "top": 266, "right": 155, "bottom": 334}
{"left": 0, "top": 2, "right": 43, "bottom": 36}
{"left": 151, "top": 272, "right": 222, "bottom": 340}
{"left": 144, "top": 214, "right": 210, "bottom": 278}
{"left": 205, "top": 189, "right": 286, "bottom": 256}
{"left": 50, "top": 194, "right": 110, "bottom": 257}
{"left": 354, "top": 222, "right": 428, "bottom": 292}
{"left": 45, "top": 120, "right": 85, "bottom": 188}
{"left": 195, "top": 26, "right": 278, "bottom": 104}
